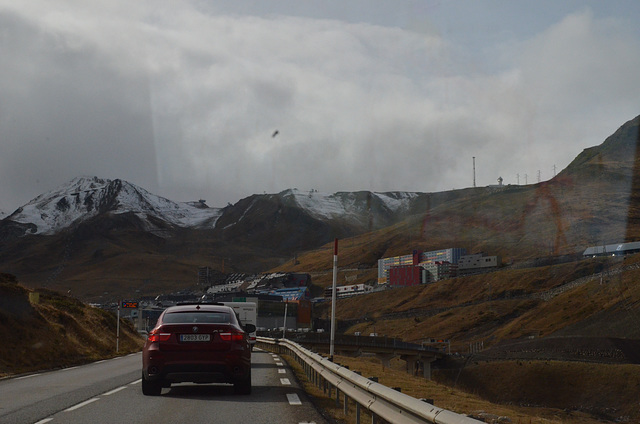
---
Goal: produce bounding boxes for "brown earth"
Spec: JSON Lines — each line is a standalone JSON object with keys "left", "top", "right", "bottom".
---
{"left": 0, "top": 273, "right": 143, "bottom": 377}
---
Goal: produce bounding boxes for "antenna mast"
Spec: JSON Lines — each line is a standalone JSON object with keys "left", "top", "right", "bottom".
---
{"left": 473, "top": 157, "right": 476, "bottom": 188}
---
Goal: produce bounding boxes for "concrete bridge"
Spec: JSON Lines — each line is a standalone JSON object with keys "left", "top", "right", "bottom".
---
{"left": 274, "top": 332, "right": 447, "bottom": 379}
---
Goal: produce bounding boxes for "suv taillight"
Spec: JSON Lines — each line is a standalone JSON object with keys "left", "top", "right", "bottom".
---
{"left": 148, "top": 332, "right": 171, "bottom": 342}
{"left": 219, "top": 332, "right": 244, "bottom": 341}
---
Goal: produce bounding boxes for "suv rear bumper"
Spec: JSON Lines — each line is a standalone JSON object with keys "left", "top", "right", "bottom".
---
{"left": 144, "top": 353, "right": 250, "bottom": 384}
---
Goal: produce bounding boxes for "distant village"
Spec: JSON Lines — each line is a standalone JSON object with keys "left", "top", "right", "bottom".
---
{"left": 121, "top": 246, "right": 502, "bottom": 333}
{"left": 120, "top": 241, "right": 636, "bottom": 333}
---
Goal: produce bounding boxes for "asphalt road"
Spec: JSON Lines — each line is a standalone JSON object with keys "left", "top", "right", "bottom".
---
{"left": 0, "top": 349, "right": 328, "bottom": 424}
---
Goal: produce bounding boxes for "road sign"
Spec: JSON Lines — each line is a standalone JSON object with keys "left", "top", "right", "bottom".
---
{"left": 121, "top": 301, "right": 139, "bottom": 309}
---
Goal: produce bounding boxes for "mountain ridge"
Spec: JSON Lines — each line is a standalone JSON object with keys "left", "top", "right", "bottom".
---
{"left": 1, "top": 178, "right": 437, "bottom": 240}
{"left": 0, "top": 114, "right": 638, "bottom": 300}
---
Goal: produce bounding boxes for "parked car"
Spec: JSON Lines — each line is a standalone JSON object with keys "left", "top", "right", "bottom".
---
{"left": 142, "top": 303, "right": 255, "bottom": 395}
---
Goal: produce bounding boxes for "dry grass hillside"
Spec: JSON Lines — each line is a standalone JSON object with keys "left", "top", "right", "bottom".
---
{"left": 0, "top": 273, "right": 143, "bottom": 377}
{"left": 280, "top": 247, "right": 640, "bottom": 348}
{"left": 273, "top": 242, "right": 640, "bottom": 422}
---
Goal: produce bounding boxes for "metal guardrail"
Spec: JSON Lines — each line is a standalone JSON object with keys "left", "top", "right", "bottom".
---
{"left": 257, "top": 337, "right": 482, "bottom": 424}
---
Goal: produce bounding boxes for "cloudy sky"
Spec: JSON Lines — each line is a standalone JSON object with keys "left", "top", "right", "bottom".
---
{"left": 1, "top": 0, "right": 639, "bottom": 213}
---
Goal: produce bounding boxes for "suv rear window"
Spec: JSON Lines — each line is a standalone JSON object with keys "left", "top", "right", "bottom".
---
{"left": 162, "top": 312, "right": 231, "bottom": 324}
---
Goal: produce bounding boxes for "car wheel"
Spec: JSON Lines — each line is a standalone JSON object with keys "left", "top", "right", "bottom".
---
{"left": 234, "top": 372, "right": 252, "bottom": 395}
{"left": 142, "top": 372, "right": 163, "bottom": 396}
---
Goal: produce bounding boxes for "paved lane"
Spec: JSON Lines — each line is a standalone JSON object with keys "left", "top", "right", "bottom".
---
{"left": 1, "top": 350, "right": 328, "bottom": 424}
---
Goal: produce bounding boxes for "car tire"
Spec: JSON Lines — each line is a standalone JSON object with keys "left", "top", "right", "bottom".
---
{"left": 142, "top": 372, "right": 163, "bottom": 396}
{"left": 233, "top": 372, "right": 252, "bottom": 395}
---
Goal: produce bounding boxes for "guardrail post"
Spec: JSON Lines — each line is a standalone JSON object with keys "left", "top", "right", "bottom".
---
{"left": 335, "top": 388, "right": 340, "bottom": 406}
{"left": 356, "top": 402, "right": 361, "bottom": 424}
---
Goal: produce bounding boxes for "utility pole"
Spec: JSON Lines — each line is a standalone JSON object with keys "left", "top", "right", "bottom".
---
{"left": 116, "top": 300, "right": 120, "bottom": 353}
{"left": 282, "top": 301, "right": 288, "bottom": 338}
{"left": 330, "top": 238, "right": 338, "bottom": 361}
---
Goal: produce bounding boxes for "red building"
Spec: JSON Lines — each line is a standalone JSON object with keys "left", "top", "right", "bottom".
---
{"left": 389, "top": 264, "right": 422, "bottom": 287}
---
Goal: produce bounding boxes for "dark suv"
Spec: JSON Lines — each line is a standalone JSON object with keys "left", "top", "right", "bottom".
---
{"left": 142, "top": 303, "right": 254, "bottom": 395}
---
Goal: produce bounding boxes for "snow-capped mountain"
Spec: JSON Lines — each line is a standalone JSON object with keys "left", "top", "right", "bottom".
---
{"left": 0, "top": 176, "right": 432, "bottom": 243}
{"left": 3, "top": 177, "right": 223, "bottom": 235}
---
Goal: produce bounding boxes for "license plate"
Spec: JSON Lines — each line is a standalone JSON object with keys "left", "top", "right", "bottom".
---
{"left": 180, "top": 334, "right": 211, "bottom": 342}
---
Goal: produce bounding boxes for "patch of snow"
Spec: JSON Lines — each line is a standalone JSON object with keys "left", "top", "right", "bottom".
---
{"left": 285, "top": 188, "right": 419, "bottom": 220}
{"left": 375, "top": 192, "right": 420, "bottom": 211}
{"left": 285, "top": 189, "right": 355, "bottom": 219}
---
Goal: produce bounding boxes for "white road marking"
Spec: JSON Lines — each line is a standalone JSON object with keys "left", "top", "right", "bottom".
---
{"left": 34, "top": 419, "right": 53, "bottom": 424}
{"left": 60, "top": 366, "right": 79, "bottom": 372}
{"left": 276, "top": 362, "right": 284, "bottom": 366}
{"left": 280, "top": 378, "right": 291, "bottom": 385}
{"left": 278, "top": 369, "right": 286, "bottom": 374}
{"left": 64, "top": 397, "right": 100, "bottom": 412}
{"left": 16, "top": 373, "right": 40, "bottom": 380}
{"left": 129, "top": 379, "right": 142, "bottom": 385}
{"left": 103, "top": 386, "right": 127, "bottom": 396}
{"left": 287, "top": 393, "right": 302, "bottom": 405}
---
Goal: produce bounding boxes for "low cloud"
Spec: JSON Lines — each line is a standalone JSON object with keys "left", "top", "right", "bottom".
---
{"left": 1, "top": 2, "right": 638, "bottom": 212}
